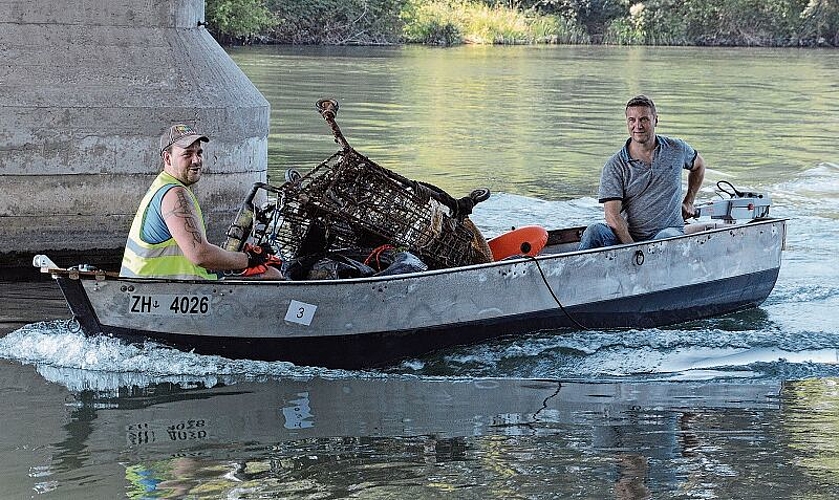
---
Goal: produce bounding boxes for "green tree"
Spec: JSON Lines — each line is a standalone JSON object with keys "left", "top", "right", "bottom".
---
{"left": 201, "top": 0, "right": 837, "bottom": 46}
{"left": 602, "top": 0, "right": 821, "bottom": 46}
{"left": 525, "top": 0, "right": 626, "bottom": 38}
{"left": 801, "top": 0, "right": 839, "bottom": 45}
{"left": 267, "top": 0, "right": 407, "bottom": 44}
{"left": 681, "top": 0, "right": 808, "bottom": 45}
{"left": 206, "top": 0, "right": 277, "bottom": 43}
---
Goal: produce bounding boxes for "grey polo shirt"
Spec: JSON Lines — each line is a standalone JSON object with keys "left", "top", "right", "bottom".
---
{"left": 598, "top": 135, "right": 697, "bottom": 241}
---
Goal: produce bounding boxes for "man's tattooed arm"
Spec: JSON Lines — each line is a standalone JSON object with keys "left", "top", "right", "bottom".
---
{"left": 160, "top": 186, "right": 251, "bottom": 272}
{"left": 163, "top": 188, "right": 204, "bottom": 248}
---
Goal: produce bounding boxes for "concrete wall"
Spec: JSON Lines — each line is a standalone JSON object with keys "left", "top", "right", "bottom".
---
{"left": 0, "top": 0, "right": 269, "bottom": 269}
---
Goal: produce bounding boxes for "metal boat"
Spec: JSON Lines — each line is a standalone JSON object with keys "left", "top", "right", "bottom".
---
{"left": 33, "top": 100, "right": 786, "bottom": 369}
{"left": 34, "top": 214, "right": 786, "bottom": 369}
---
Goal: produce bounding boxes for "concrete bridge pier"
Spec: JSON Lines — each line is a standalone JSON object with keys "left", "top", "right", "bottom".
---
{"left": 0, "top": 0, "right": 269, "bottom": 273}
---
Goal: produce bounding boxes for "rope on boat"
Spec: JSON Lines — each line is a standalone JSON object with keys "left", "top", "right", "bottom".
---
{"left": 527, "top": 256, "right": 591, "bottom": 331}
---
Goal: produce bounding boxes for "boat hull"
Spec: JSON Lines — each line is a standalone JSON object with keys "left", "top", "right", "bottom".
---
{"left": 53, "top": 219, "right": 786, "bottom": 369}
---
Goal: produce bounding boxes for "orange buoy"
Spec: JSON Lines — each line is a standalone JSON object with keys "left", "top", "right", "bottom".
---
{"left": 487, "top": 225, "right": 549, "bottom": 261}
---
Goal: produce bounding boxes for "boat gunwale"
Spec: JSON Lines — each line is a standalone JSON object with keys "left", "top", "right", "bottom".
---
{"left": 45, "top": 217, "right": 788, "bottom": 287}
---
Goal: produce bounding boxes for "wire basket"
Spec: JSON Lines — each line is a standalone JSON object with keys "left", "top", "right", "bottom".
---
{"left": 269, "top": 150, "right": 483, "bottom": 269}
{"left": 225, "top": 99, "right": 490, "bottom": 271}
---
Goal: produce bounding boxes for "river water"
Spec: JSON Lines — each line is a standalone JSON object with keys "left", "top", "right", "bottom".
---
{"left": 1, "top": 45, "right": 839, "bottom": 499}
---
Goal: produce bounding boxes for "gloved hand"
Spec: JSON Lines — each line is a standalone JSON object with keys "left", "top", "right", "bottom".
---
{"left": 226, "top": 244, "right": 282, "bottom": 278}
{"left": 244, "top": 242, "right": 276, "bottom": 268}
{"left": 240, "top": 262, "right": 271, "bottom": 277}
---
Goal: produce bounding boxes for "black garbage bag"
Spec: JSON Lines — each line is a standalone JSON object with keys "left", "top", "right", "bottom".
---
{"left": 375, "top": 251, "right": 428, "bottom": 276}
{"left": 305, "top": 254, "right": 376, "bottom": 280}
{"left": 282, "top": 248, "right": 427, "bottom": 280}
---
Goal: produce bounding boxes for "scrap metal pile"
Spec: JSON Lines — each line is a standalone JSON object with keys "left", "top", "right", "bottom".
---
{"left": 223, "top": 99, "right": 492, "bottom": 278}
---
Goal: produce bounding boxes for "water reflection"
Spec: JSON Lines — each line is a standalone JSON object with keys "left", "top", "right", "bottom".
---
{"left": 782, "top": 378, "right": 839, "bottom": 486}
{"left": 8, "top": 360, "right": 811, "bottom": 498}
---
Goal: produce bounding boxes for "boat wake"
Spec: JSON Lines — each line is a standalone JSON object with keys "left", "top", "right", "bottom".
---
{"left": 2, "top": 315, "right": 837, "bottom": 395}
{"left": 2, "top": 165, "right": 837, "bottom": 392}
{"left": 393, "top": 323, "right": 839, "bottom": 381}
{"left": 0, "top": 320, "right": 360, "bottom": 394}
{"left": 771, "top": 161, "right": 839, "bottom": 214}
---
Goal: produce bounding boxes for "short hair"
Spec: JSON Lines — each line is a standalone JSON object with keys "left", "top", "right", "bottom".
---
{"left": 625, "top": 94, "right": 657, "bottom": 116}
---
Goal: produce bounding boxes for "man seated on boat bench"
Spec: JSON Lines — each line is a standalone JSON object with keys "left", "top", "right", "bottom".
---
{"left": 578, "top": 94, "right": 706, "bottom": 250}
{"left": 120, "top": 124, "right": 283, "bottom": 280}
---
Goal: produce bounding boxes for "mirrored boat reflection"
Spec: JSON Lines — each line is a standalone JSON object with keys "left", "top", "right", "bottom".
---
{"left": 2, "top": 361, "right": 791, "bottom": 499}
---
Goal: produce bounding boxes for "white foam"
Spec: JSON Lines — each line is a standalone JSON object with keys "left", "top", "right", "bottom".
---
{"left": 0, "top": 320, "right": 359, "bottom": 392}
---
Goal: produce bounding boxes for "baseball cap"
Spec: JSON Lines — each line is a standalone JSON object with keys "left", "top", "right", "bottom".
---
{"left": 159, "top": 124, "right": 209, "bottom": 156}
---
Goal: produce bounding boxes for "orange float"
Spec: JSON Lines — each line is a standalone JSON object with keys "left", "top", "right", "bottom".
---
{"left": 487, "top": 225, "right": 549, "bottom": 261}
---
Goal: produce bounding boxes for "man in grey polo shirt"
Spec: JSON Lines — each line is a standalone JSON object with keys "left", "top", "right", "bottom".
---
{"left": 578, "top": 95, "right": 706, "bottom": 250}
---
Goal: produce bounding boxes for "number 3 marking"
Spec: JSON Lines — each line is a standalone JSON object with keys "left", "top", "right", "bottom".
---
{"left": 285, "top": 300, "right": 317, "bottom": 326}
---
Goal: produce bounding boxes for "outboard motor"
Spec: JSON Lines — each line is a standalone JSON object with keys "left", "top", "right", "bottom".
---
{"left": 693, "top": 181, "right": 771, "bottom": 222}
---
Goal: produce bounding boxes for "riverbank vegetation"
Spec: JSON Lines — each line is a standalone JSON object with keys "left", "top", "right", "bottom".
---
{"left": 205, "top": 0, "right": 839, "bottom": 47}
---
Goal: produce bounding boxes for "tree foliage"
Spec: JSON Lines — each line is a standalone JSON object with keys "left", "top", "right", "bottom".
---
{"left": 401, "top": 0, "right": 588, "bottom": 45}
{"left": 676, "top": 0, "right": 811, "bottom": 45}
{"left": 206, "top": 0, "right": 277, "bottom": 43}
{"left": 205, "top": 0, "right": 839, "bottom": 46}
{"left": 800, "top": 0, "right": 839, "bottom": 45}
{"left": 266, "top": 0, "right": 407, "bottom": 44}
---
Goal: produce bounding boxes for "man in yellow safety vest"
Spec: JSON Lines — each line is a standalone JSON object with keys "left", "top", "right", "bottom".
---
{"left": 120, "top": 124, "right": 281, "bottom": 280}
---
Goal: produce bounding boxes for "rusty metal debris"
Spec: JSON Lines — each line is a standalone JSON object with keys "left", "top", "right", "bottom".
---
{"left": 224, "top": 99, "right": 491, "bottom": 271}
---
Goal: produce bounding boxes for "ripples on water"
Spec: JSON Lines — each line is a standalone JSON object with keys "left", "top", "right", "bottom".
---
{"left": 2, "top": 165, "right": 838, "bottom": 385}
{"left": 0, "top": 44, "right": 837, "bottom": 498}
{"left": 1, "top": 165, "right": 838, "bottom": 499}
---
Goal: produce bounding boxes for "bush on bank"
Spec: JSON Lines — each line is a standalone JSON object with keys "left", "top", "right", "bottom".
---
{"left": 205, "top": 0, "right": 839, "bottom": 47}
{"left": 264, "top": 0, "right": 406, "bottom": 44}
{"left": 400, "top": 0, "right": 589, "bottom": 45}
{"left": 205, "top": 0, "right": 277, "bottom": 44}
{"left": 599, "top": 0, "right": 839, "bottom": 46}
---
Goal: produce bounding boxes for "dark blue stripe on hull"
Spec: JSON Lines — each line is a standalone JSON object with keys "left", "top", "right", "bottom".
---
{"left": 560, "top": 266, "right": 780, "bottom": 329}
{"left": 61, "top": 268, "right": 779, "bottom": 370}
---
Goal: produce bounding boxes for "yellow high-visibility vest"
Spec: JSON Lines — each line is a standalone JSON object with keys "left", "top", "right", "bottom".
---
{"left": 120, "top": 171, "right": 218, "bottom": 280}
